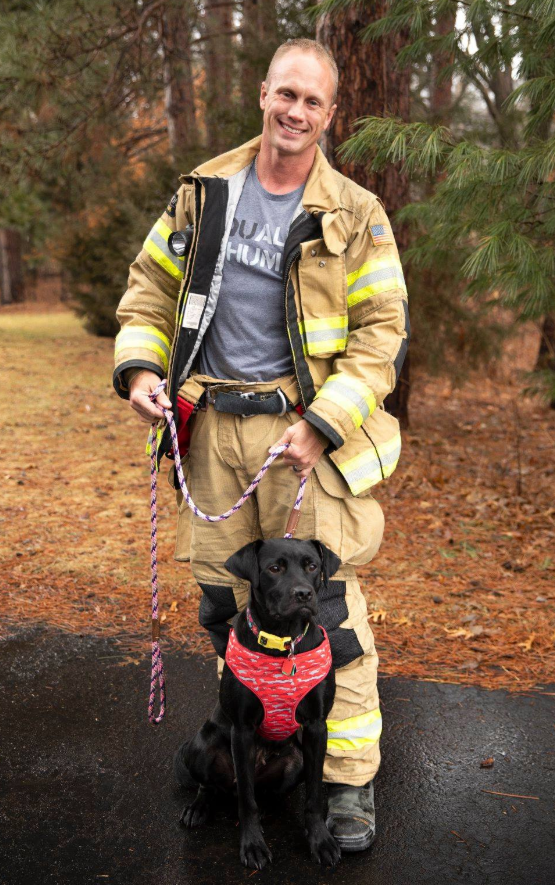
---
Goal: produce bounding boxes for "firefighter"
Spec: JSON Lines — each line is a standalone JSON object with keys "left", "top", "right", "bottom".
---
{"left": 113, "top": 38, "right": 409, "bottom": 853}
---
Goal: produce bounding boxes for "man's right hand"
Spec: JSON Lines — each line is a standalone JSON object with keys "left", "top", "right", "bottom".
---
{"left": 128, "top": 370, "right": 173, "bottom": 424}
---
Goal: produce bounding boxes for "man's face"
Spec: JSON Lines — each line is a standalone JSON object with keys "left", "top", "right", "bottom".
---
{"left": 260, "top": 50, "right": 337, "bottom": 158}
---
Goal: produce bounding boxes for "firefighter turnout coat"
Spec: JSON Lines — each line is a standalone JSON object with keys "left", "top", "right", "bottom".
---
{"left": 113, "top": 134, "right": 410, "bottom": 497}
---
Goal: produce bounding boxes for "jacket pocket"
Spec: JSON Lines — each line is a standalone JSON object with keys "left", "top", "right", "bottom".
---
{"left": 312, "top": 453, "right": 385, "bottom": 565}
{"left": 328, "top": 408, "right": 402, "bottom": 498}
{"left": 297, "top": 242, "right": 348, "bottom": 358}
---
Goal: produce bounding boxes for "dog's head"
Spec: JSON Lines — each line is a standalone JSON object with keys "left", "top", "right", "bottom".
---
{"left": 224, "top": 538, "right": 341, "bottom": 622}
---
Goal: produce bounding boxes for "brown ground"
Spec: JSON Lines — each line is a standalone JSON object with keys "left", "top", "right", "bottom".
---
{"left": 1, "top": 304, "right": 554, "bottom": 692}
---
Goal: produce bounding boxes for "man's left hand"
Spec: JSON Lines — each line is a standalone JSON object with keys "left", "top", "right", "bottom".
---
{"left": 269, "top": 420, "right": 326, "bottom": 478}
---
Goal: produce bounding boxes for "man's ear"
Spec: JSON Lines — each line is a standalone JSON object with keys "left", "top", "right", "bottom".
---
{"left": 324, "top": 103, "right": 337, "bottom": 131}
{"left": 224, "top": 540, "right": 264, "bottom": 587}
{"left": 310, "top": 541, "right": 341, "bottom": 588}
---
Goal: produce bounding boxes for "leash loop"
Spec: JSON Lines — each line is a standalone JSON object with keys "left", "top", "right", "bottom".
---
{"left": 146, "top": 379, "right": 307, "bottom": 724}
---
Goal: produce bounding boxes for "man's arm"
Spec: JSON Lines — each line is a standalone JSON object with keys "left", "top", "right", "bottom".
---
{"left": 113, "top": 184, "right": 194, "bottom": 402}
{"left": 303, "top": 197, "right": 409, "bottom": 449}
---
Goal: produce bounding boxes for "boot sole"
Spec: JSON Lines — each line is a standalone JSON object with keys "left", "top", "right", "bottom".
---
{"left": 337, "top": 830, "right": 376, "bottom": 853}
{"left": 325, "top": 817, "right": 376, "bottom": 853}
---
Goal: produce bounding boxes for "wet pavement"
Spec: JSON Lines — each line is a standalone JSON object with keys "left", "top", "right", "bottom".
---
{"left": 1, "top": 625, "right": 554, "bottom": 885}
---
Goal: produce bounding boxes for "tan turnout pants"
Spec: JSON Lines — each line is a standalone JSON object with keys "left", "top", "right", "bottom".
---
{"left": 173, "top": 372, "right": 385, "bottom": 786}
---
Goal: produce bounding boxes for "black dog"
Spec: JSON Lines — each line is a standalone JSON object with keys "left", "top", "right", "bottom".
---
{"left": 174, "top": 537, "right": 342, "bottom": 869}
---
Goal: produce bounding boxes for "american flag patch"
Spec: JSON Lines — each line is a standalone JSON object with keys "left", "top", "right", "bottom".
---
{"left": 369, "top": 223, "right": 394, "bottom": 246}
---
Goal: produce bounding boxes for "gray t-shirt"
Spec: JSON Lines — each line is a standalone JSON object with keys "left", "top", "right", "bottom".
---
{"left": 198, "top": 160, "right": 305, "bottom": 381}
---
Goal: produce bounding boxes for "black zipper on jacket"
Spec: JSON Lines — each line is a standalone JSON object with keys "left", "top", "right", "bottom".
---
{"left": 282, "top": 245, "right": 305, "bottom": 409}
{"left": 281, "top": 210, "right": 321, "bottom": 411}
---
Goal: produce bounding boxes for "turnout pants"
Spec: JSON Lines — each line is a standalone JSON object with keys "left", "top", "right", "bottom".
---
{"left": 173, "top": 372, "right": 385, "bottom": 787}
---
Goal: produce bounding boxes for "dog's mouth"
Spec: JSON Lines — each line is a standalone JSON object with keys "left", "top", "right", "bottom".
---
{"left": 281, "top": 599, "right": 317, "bottom": 618}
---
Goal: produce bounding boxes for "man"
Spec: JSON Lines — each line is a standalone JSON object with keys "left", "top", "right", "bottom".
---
{"left": 114, "top": 38, "right": 409, "bottom": 853}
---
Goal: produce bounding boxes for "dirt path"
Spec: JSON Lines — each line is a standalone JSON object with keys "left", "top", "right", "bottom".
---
{"left": 1, "top": 306, "right": 554, "bottom": 691}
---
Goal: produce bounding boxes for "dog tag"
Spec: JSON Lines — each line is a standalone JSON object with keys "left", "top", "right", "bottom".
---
{"left": 282, "top": 658, "right": 297, "bottom": 677}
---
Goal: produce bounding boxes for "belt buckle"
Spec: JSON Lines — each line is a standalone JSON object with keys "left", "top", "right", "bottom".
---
{"left": 199, "top": 387, "right": 216, "bottom": 410}
{"left": 239, "top": 390, "right": 256, "bottom": 418}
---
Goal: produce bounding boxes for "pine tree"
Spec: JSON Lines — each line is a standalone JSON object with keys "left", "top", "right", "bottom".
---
{"left": 316, "top": 0, "right": 555, "bottom": 407}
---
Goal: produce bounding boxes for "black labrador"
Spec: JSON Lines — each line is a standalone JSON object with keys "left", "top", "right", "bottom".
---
{"left": 174, "top": 537, "right": 342, "bottom": 869}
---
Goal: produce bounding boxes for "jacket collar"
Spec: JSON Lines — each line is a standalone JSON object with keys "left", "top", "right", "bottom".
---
{"left": 180, "top": 134, "right": 347, "bottom": 255}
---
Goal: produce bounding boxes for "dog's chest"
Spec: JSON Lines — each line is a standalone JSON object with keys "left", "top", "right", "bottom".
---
{"left": 225, "top": 629, "right": 332, "bottom": 742}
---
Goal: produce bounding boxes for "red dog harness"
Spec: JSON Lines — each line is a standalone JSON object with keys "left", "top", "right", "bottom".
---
{"left": 225, "top": 627, "right": 332, "bottom": 741}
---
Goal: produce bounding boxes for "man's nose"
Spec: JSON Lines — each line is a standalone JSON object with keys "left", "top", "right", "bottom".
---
{"left": 294, "top": 586, "right": 313, "bottom": 603}
{"left": 287, "top": 99, "right": 305, "bottom": 121}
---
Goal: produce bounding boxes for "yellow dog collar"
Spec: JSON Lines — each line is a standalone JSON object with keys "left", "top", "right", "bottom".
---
{"left": 257, "top": 630, "right": 292, "bottom": 651}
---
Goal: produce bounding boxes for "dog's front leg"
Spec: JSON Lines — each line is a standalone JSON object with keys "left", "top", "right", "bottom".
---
{"left": 231, "top": 725, "right": 273, "bottom": 870}
{"left": 302, "top": 721, "right": 341, "bottom": 866}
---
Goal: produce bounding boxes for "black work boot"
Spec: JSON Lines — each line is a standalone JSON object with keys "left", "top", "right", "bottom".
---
{"left": 325, "top": 780, "right": 376, "bottom": 852}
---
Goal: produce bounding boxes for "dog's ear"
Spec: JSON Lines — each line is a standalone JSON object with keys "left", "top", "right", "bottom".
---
{"left": 224, "top": 540, "right": 263, "bottom": 586}
{"left": 310, "top": 541, "right": 341, "bottom": 588}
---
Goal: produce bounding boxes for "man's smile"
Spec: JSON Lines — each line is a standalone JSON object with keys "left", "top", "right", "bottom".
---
{"left": 278, "top": 119, "right": 307, "bottom": 135}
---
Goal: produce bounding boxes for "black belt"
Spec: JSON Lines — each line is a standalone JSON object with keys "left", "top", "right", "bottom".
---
{"left": 199, "top": 387, "right": 295, "bottom": 417}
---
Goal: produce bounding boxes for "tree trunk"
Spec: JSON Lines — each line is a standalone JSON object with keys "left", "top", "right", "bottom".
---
{"left": 431, "top": 5, "right": 456, "bottom": 121}
{"left": 161, "top": 0, "right": 198, "bottom": 163}
{"left": 317, "top": 3, "right": 411, "bottom": 427}
{"left": 535, "top": 314, "right": 555, "bottom": 409}
{"left": 204, "top": 0, "right": 234, "bottom": 154}
{"left": 0, "top": 228, "right": 24, "bottom": 304}
{"left": 240, "top": 0, "right": 279, "bottom": 120}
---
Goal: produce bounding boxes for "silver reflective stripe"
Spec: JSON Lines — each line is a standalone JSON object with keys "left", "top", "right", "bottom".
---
{"left": 178, "top": 163, "right": 251, "bottom": 386}
{"left": 348, "top": 264, "right": 403, "bottom": 296}
{"left": 148, "top": 228, "right": 183, "bottom": 274}
{"left": 341, "top": 439, "right": 401, "bottom": 486}
{"left": 305, "top": 328, "right": 345, "bottom": 344}
{"left": 117, "top": 330, "right": 170, "bottom": 358}
{"left": 327, "top": 723, "right": 381, "bottom": 740}
{"left": 323, "top": 379, "right": 372, "bottom": 422}
{"left": 379, "top": 444, "right": 401, "bottom": 469}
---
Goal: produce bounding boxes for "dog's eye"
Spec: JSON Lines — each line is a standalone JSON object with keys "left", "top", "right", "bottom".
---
{"left": 306, "top": 562, "right": 318, "bottom": 572}
{"left": 268, "top": 564, "right": 281, "bottom": 573}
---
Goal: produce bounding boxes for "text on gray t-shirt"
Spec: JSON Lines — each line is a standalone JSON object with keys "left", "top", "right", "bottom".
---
{"left": 198, "top": 160, "right": 305, "bottom": 381}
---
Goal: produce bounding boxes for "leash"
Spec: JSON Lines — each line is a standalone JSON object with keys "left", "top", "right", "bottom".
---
{"left": 146, "top": 379, "right": 307, "bottom": 724}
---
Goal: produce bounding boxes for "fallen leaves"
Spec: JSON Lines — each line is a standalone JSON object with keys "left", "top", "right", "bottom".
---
{"left": 517, "top": 633, "right": 535, "bottom": 652}
{"left": 2, "top": 308, "right": 555, "bottom": 690}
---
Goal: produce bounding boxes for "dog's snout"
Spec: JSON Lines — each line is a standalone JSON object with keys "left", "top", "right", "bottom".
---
{"left": 294, "top": 587, "right": 313, "bottom": 603}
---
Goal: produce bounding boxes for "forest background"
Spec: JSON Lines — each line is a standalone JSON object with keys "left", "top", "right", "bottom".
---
{"left": 1, "top": 0, "right": 554, "bottom": 693}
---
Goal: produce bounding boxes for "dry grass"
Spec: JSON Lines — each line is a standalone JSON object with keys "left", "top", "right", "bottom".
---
{"left": 1, "top": 306, "right": 554, "bottom": 692}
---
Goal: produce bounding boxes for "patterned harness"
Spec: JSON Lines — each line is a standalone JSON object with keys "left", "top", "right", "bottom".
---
{"left": 225, "top": 627, "right": 332, "bottom": 742}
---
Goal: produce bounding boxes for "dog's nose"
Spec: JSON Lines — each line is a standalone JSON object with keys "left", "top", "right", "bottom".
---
{"left": 294, "top": 587, "right": 313, "bottom": 603}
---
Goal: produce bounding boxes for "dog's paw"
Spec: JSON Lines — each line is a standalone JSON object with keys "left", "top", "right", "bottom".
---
{"left": 239, "top": 833, "right": 273, "bottom": 870}
{"left": 179, "top": 797, "right": 210, "bottom": 828}
{"left": 307, "top": 824, "right": 341, "bottom": 867}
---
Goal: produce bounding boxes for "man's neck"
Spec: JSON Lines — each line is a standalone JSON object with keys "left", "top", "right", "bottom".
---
{"left": 256, "top": 136, "right": 315, "bottom": 195}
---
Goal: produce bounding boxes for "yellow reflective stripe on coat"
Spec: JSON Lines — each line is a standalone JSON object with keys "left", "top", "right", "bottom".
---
{"left": 347, "top": 256, "right": 406, "bottom": 308}
{"left": 298, "top": 315, "right": 348, "bottom": 355}
{"left": 327, "top": 708, "right": 382, "bottom": 751}
{"left": 115, "top": 325, "right": 171, "bottom": 372}
{"left": 338, "top": 432, "right": 402, "bottom": 495}
{"left": 314, "top": 373, "right": 376, "bottom": 429}
{"left": 143, "top": 218, "right": 185, "bottom": 281}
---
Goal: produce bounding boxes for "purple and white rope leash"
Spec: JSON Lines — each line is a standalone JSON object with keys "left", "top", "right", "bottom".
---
{"left": 146, "top": 379, "right": 307, "bottom": 724}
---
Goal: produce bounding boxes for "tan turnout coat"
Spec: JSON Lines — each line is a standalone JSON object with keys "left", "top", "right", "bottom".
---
{"left": 114, "top": 134, "right": 410, "bottom": 497}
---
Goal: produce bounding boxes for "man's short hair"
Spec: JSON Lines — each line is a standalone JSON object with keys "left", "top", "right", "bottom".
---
{"left": 265, "top": 39, "right": 339, "bottom": 106}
